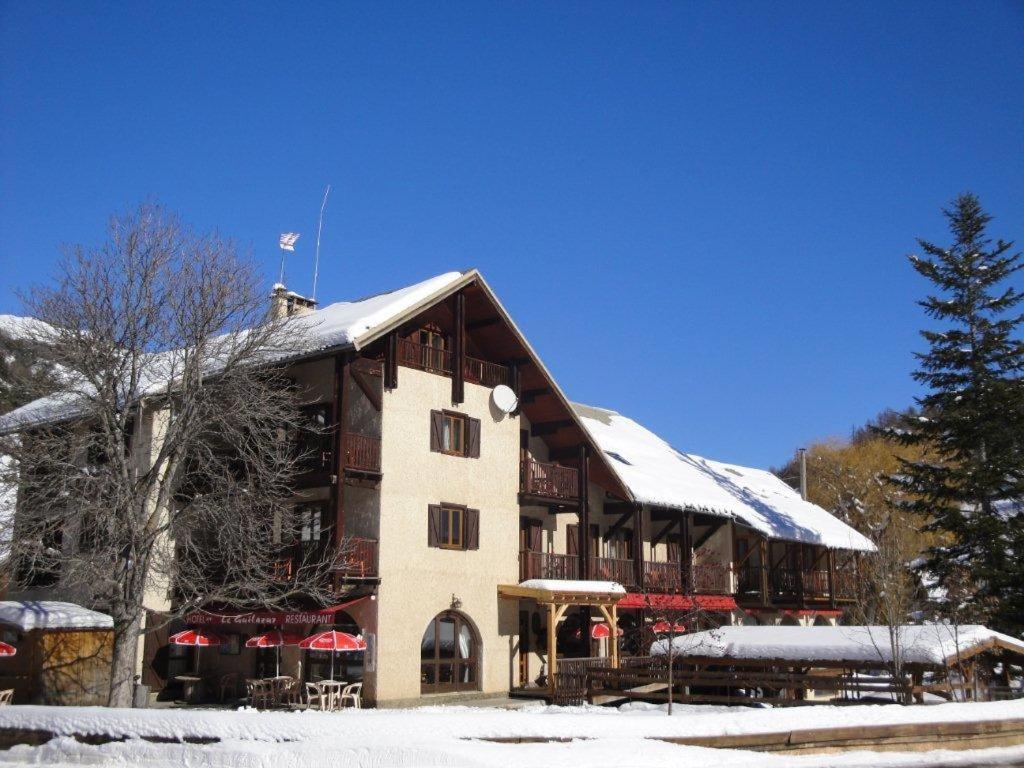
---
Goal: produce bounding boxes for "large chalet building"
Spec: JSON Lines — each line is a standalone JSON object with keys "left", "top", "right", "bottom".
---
{"left": 3, "top": 270, "right": 874, "bottom": 707}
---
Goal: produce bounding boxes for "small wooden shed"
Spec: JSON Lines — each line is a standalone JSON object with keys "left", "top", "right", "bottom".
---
{"left": 0, "top": 600, "right": 114, "bottom": 705}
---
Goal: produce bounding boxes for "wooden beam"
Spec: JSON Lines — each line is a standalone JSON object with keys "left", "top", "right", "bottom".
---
{"left": 578, "top": 444, "right": 590, "bottom": 579}
{"left": 532, "top": 419, "right": 573, "bottom": 436}
{"left": 351, "top": 368, "right": 382, "bottom": 412}
{"left": 466, "top": 316, "right": 500, "bottom": 331}
{"left": 692, "top": 519, "right": 725, "bottom": 551}
{"left": 651, "top": 521, "right": 676, "bottom": 547}
{"left": 602, "top": 511, "right": 632, "bottom": 541}
{"left": 682, "top": 511, "right": 693, "bottom": 593}
{"left": 633, "top": 504, "right": 645, "bottom": 591}
{"left": 452, "top": 290, "right": 465, "bottom": 404}
{"left": 827, "top": 548, "right": 837, "bottom": 610}
{"left": 384, "top": 332, "right": 398, "bottom": 389}
{"left": 759, "top": 538, "right": 771, "bottom": 605}
{"left": 521, "top": 388, "right": 550, "bottom": 404}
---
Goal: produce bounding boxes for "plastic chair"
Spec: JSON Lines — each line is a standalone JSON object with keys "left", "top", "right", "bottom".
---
{"left": 0, "top": 689, "right": 12, "bottom": 706}
{"left": 304, "top": 681, "right": 325, "bottom": 710}
{"left": 246, "top": 679, "right": 270, "bottom": 709}
{"left": 339, "top": 682, "right": 362, "bottom": 709}
{"left": 219, "top": 673, "right": 239, "bottom": 702}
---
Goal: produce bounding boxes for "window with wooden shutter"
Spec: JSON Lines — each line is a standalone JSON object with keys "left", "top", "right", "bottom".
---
{"left": 464, "top": 508, "right": 479, "bottom": 550}
{"left": 430, "top": 410, "right": 475, "bottom": 457}
{"left": 427, "top": 504, "right": 442, "bottom": 547}
{"left": 466, "top": 418, "right": 481, "bottom": 458}
{"left": 567, "top": 524, "right": 579, "bottom": 557}
{"left": 429, "top": 411, "right": 444, "bottom": 452}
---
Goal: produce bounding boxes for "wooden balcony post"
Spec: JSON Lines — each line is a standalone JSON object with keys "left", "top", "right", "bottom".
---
{"left": 632, "top": 504, "right": 645, "bottom": 591}
{"left": 384, "top": 332, "right": 398, "bottom": 389}
{"left": 795, "top": 544, "right": 806, "bottom": 607}
{"left": 681, "top": 511, "right": 693, "bottom": 593}
{"left": 333, "top": 355, "right": 350, "bottom": 544}
{"left": 827, "top": 548, "right": 837, "bottom": 609}
{"left": 578, "top": 444, "right": 590, "bottom": 579}
{"left": 452, "top": 290, "right": 465, "bottom": 404}
{"left": 759, "top": 538, "right": 771, "bottom": 605}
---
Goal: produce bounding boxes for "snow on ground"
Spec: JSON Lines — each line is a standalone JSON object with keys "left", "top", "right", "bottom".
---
{"left": 0, "top": 700, "right": 1023, "bottom": 768}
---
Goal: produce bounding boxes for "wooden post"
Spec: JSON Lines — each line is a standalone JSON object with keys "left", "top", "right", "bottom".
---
{"left": 759, "top": 538, "right": 771, "bottom": 605}
{"left": 452, "top": 290, "right": 465, "bottom": 404}
{"left": 796, "top": 544, "right": 806, "bottom": 607}
{"left": 547, "top": 603, "right": 557, "bottom": 696}
{"left": 611, "top": 604, "right": 619, "bottom": 669}
{"left": 333, "top": 355, "right": 350, "bottom": 544}
{"left": 827, "top": 548, "right": 837, "bottom": 609}
{"left": 632, "top": 504, "right": 645, "bottom": 591}
{"left": 681, "top": 511, "right": 693, "bottom": 593}
{"left": 578, "top": 445, "right": 590, "bottom": 579}
{"left": 384, "top": 332, "right": 398, "bottom": 389}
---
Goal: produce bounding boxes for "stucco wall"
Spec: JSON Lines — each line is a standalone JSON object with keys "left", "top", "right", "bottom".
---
{"left": 374, "top": 367, "right": 520, "bottom": 704}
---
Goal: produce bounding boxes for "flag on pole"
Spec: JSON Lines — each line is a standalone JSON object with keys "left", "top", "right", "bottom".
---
{"left": 279, "top": 233, "right": 300, "bottom": 251}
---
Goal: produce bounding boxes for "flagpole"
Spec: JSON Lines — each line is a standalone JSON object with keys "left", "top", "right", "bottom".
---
{"left": 312, "top": 185, "right": 330, "bottom": 301}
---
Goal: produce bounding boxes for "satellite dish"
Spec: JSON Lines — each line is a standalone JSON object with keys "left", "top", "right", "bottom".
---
{"left": 491, "top": 384, "right": 518, "bottom": 414}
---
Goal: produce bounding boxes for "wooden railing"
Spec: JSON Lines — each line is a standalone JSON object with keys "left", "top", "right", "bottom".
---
{"left": 336, "top": 536, "right": 379, "bottom": 579}
{"left": 520, "top": 459, "right": 579, "bottom": 501}
{"left": 643, "top": 561, "right": 682, "bottom": 591}
{"left": 590, "top": 556, "right": 634, "bottom": 586}
{"left": 463, "top": 356, "right": 510, "bottom": 388}
{"left": 397, "top": 337, "right": 453, "bottom": 374}
{"left": 736, "top": 564, "right": 858, "bottom": 603}
{"left": 519, "top": 550, "right": 580, "bottom": 581}
{"left": 396, "top": 338, "right": 509, "bottom": 388}
{"left": 802, "top": 569, "right": 831, "bottom": 597}
{"left": 692, "top": 563, "right": 732, "bottom": 594}
{"left": 342, "top": 432, "right": 381, "bottom": 473}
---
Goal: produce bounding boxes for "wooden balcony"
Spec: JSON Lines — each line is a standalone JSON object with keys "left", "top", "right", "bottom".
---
{"left": 590, "top": 556, "right": 634, "bottom": 586}
{"left": 643, "top": 561, "right": 682, "bottom": 592}
{"left": 519, "top": 459, "right": 579, "bottom": 505}
{"left": 270, "top": 536, "right": 379, "bottom": 586}
{"left": 335, "top": 536, "right": 379, "bottom": 580}
{"left": 692, "top": 563, "right": 732, "bottom": 594}
{"left": 519, "top": 550, "right": 580, "bottom": 581}
{"left": 643, "top": 561, "right": 732, "bottom": 594}
{"left": 396, "top": 338, "right": 510, "bottom": 388}
{"left": 341, "top": 432, "right": 381, "bottom": 474}
{"left": 735, "top": 565, "right": 857, "bottom": 606}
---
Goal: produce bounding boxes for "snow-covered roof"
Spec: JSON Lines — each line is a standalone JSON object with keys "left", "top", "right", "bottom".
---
{"left": 0, "top": 271, "right": 469, "bottom": 433}
{"left": 573, "top": 403, "right": 875, "bottom": 553}
{"left": 519, "top": 579, "right": 626, "bottom": 595}
{"left": 0, "top": 601, "right": 114, "bottom": 632}
{"left": 653, "top": 624, "right": 1024, "bottom": 666}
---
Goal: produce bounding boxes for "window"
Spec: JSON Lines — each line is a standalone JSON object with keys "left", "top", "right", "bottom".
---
{"left": 428, "top": 504, "right": 479, "bottom": 550}
{"left": 293, "top": 403, "right": 332, "bottom": 473}
{"left": 416, "top": 326, "right": 448, "bottom": 372}
{"left": 421, "top": 611, "right": 479, "bottom": 694}
{"left": 430, "top": 411, "right": 480, "bottom": 458}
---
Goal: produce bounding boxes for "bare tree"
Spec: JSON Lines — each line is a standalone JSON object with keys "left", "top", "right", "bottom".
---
{"left": 0, "top": 204, "right": 351, "bottom": 706}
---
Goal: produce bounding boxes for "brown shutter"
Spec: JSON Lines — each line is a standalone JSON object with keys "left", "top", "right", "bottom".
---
{"left": 467, "top": 418, "right": 481, "bottom": 458}
{"left": 427, "top": 504, "right": 441, "bottom": 547}
{"left": 429, "top": 410, "right": 444, "bottom": 452}
{"left": 567, "top": 524, "right": 579, "bottom": 556}
{"left": 529, "top": 521, "right": 542, "bottom": 552}
{"left": 465, "top": 508, "right": 480, "bottom": 550}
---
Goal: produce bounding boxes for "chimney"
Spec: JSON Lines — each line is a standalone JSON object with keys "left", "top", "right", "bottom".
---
{"left": 270, "top": 284, "right": 317, "bottom": 319}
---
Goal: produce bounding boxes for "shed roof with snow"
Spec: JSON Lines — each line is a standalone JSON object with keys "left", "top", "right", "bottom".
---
{"left": 0, "top": 601, "right": 114, "bottom": 632}
{"left": 573, "top": 403, "right": 875, "bottom": 552}
{"left": 653, "top": 624, "right": 1024, "bottom": 667}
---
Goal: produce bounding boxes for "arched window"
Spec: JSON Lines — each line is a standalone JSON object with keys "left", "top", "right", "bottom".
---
{"left": 421, "top": 611, "right": 479, "bottom": 694}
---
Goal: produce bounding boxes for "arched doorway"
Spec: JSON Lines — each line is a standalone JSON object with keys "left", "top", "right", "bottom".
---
{"left": 421, "top": 611, "right": 479, "bottom": 694}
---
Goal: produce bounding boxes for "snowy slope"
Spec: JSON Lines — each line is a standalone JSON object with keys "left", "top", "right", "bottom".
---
{"left": 574, "top": 403, "right": 875, "bottom": 552}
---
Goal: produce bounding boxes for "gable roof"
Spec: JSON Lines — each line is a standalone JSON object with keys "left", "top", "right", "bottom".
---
{"left": 573, "top": 403, "right": 875, "bottom": 552}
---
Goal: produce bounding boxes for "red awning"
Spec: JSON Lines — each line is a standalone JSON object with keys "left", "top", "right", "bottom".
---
{"left": 184, "top": 595, "right": 370, "bottom": 627}
{"left": 617, "top": 592, "right": 737, "bottom": 612}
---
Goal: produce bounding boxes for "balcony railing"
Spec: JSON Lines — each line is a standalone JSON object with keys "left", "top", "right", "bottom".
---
{"left": 396, "top": 338, "right": 510, "bottom": 388}
{"left": 520, "top": 550, "right": 580, "bottom": 581}
{"left": 590, "top": 556, "right": 634, "bottom": 586}
{"left": 520, "top": 459, "right": 579, "bottom": 502}
{"left": 692, "top": 563, "right": 732, "bottom": 594}
{"left": 735, "top": 565, "right": 857, "bottom": 603}
{"left": 336, "top": 536, "right": 379, "bottom": 579}
{"left": 643, "top": 561, "right": 682, "bottom": 592}
{"left": 342, "top": 432, "right": 381, "bottom": 474}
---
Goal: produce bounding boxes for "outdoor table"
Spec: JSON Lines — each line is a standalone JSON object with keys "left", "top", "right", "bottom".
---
{"left": 174, "top": 675, "right": 204, "bottom": 704}
{"left": 316, "top": 680, "right": 345, "bottom": 711}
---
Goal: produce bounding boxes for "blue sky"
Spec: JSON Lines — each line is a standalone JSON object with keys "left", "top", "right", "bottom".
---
{"left": 2, "top": 2, "right": 1022, "bottom": 469}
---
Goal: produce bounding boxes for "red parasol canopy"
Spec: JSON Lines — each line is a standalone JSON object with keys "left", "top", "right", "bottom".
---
{"left": 169, "top": 629, "right": 226, "bottom": 647}
{"left": 0, "top": 641, "right": 16, "bottom": 657}
{"left": 298, "top": 630, "right": 366, "bottom": 652}
{"left": 590, "top": 622, "right": 624, "bottom": 639}
{"left": 651, "top": 620, "right": 687, "bottom": 634}
{"left": 245, "top": 630, "right": 304, "bottom": 649}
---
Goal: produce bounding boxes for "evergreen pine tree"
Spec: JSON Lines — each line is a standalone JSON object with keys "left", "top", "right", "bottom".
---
{"left": 889, "top": 193, "right": 1024, "bottom": 633}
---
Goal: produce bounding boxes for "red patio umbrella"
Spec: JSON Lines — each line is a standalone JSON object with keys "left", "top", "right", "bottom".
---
{"left": 0, "top": 641, "right": 16, "bottom": 657}
{"left": 245, "top": 630, "right": 304, "bottom": 676}
{"left": 590, "top": 622, "right": 623, "bottom": 639}
{"left": 298, "top": 630, "right": 366, "bottom": 680}
{"left": 651, "top": 621, "right": 687, "bottom": 635}
{"left": 169, "top": 629, "right": 226, "bottom": 674}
